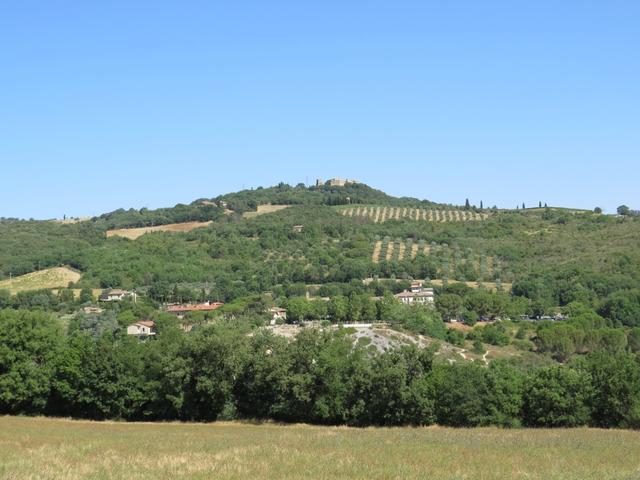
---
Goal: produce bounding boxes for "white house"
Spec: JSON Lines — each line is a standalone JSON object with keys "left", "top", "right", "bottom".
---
{"left": 394, "top": 284, "right": 435, "bottom": 305}
{"left": 268, "top": 307, "right": 287, "bottom": 325}
{"left": 99, "top": 289, "right": 137, "bottom": 302}
{"left": 126, "top": 320, "right": 156, "bottom": 338}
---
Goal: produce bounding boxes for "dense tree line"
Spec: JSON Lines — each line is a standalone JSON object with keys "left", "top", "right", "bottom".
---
{"left": 1, "top": 309, "right": 639, "bottom": 428}
{"left": 214, "top": 182, "right": 439, "bottom": 214}
{"left": 91, "top": 202, "right": 225, "bottom": 230}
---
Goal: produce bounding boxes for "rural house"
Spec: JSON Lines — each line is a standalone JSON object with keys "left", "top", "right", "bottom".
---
{"left": 268, "top": 307, "right": 287, "bottom": 325}
{"left": 126, "top": 320, "right": 156, "bottom": 338}
{"left": 394, "top": 283, "right": 435, "bottom": 305}
{"left": 99, "top": 289, "right": 137, "bottom": 302}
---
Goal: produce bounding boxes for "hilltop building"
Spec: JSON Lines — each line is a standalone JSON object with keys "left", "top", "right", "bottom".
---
{"left": 317, "top": 178, "right": 359, "bottom": 187}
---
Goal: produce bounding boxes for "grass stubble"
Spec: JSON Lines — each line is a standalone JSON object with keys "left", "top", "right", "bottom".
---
{"left": 1, "top": 416, "right": 639, "bottom": 480}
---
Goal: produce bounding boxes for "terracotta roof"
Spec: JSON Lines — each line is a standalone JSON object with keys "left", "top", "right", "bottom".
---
{"left": 136, "top": 320, "right": 156, "bottom": 328}
{"left": 166, "top": 302, "right": 224, "bottom": 313}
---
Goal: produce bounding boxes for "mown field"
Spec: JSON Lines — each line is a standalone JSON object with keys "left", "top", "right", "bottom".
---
{"left": 1, "top": 417, "right": 639, "bottom": 480}
{"left": 105, "top": 221, "right": 213, "bottom": 240}
{"left": 242, "top": 204, "right": 291, "bottom": 218}
{"left": 0, "top": 267, "right": 81, "bottom": 294}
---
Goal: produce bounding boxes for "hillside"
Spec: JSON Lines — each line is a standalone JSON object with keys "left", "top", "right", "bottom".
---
{"left": 1, "top": 182, "right": 640, "bottom": 433}
{"left": 106, "top": 221, "right": 214, "bottom": 240}
{"left": 213, "top": 181, "right": 442, "bottom": 213}
{"left": 1, "top": 182, "right": 639, "bottom": 315}
{"left": 0, "top": 266, "right": 81, "bottom": 294}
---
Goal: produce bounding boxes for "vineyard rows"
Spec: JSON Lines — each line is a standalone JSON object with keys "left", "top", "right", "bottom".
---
{"left": 340, "top": 206, "right": 489, "bottom": 223}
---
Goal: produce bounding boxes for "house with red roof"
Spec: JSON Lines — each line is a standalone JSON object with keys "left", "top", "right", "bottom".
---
{"left": 165, "top": 302, "right": 224, "bottom": 318}
{"left": 126, "top": 320, "right": 156, "bottom": 338}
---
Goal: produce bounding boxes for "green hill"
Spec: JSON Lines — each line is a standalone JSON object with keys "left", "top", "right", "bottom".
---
{"left": 1, "top": 182, "right": 639, "bottom": 330}
{"left": 2, "top": 182, "right": 640, "bottom": 431}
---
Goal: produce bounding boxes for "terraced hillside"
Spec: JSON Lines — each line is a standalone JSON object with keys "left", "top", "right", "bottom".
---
{"left": 338, "top": 205, "right": 489, "bottom": 223}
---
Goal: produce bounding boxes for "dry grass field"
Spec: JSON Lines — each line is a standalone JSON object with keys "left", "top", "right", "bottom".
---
{"left": 0, "top": 267, "right": 81, "bottom": 294}
{"left": 242, "top": 204, "right": 291, "bottom": 219}
{"left": 106, "top": 221, "right": 213, "bottom": 240}
{"left": 53, "top": 217, "right": 91, "bottom": 224}
{"left": 339, "top": 205, "right": 489, "bottom": 223}
{"left": 1, "top": 417, "right": 639, "bottom": 480}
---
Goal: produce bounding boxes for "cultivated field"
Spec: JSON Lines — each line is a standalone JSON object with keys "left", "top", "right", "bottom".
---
{"left": 242, "top": 204, "right": 291, "bottom": 219}
{"left": 106, "top": 221, "right": 213, "bottom": 240}
{"left": 370, "top": 238, "right": 505, "bottom": 285}
{"left": 0, "top": 267, "right": 81, "bottom": 294}
{"left": 338, "top": 205, "right": 489, "bottom": 223}
{"left": 1, "top": 417, "right": 639, "bottom": 480}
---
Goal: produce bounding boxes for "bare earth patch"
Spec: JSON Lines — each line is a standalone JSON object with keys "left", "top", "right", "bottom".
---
{"left": 372, "top": 241, "right": 383, "bottom": 263}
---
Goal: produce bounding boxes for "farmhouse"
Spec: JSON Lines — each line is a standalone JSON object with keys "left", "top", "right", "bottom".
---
{"left": 269, "top": 307, "right": 287, "bottom": 325}
{"left": 292, "top": 225, "right": 304, "bottom": 233}
{"left": 99, "top": 289, "right": 137, "bottom": 302}
{"left": 126, "top": 320, "right": 156, "bottom": 338}
{"left": 394, "top": 283, "right": 434, "bottom": 305}
{"left": 165, "top": 302, "right": 224, "bottom": 319}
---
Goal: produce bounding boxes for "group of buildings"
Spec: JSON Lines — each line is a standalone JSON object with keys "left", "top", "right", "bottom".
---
{"left": 124, "top": 302, "right": 225, "bottom": 338}
{"left": 315, "top": 178, "right": 359, "bottom": 187}
{"left": 98, "top": 281, "right": 435, "bottom": 339}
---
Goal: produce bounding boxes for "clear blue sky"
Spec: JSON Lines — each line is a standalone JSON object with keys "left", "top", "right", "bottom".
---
{"left": 1, "top": 1, "right": 638, "bottom": 219}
